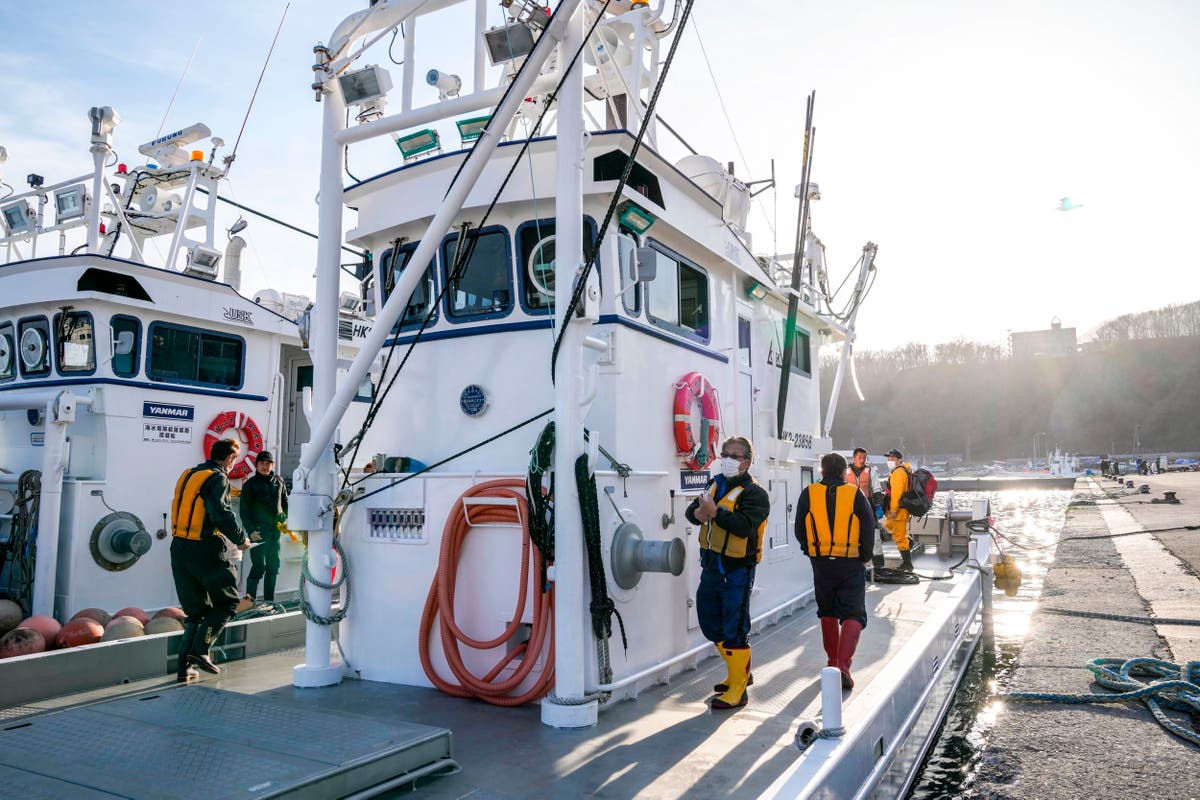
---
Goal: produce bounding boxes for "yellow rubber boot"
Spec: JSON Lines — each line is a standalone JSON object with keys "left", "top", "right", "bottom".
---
{"left": 711, "top": 642, "right": 731, "bottom": 694}
{"left": 711, "top": 646, "right": 750, "bottom": 709}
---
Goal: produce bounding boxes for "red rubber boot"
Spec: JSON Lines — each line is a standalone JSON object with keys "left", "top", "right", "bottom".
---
{"left": 838, "top": 619, "right": 863, "bottom": 690}
{"left": 820, "top": 617, "right": 840, "bottom": 668}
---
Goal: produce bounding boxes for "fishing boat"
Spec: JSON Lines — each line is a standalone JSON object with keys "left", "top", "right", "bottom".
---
{"left": 0, "top": 2, "right": 996, "bottom": 797}
{"left": 0, "top": 108, "right": 374, "bottom": 620}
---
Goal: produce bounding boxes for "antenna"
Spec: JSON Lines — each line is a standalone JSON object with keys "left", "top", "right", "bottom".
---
{"left": 226, "top": 2, "right": 291, "bottom": 176}
{"left": 155, "top": 35, "right": 203, "bottom": 140}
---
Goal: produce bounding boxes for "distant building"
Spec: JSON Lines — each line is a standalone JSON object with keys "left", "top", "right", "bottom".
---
{"left": 1009, "top": 317, "right": 1078, "bottom": 358}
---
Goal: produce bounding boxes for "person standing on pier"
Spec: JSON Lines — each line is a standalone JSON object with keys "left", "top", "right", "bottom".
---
{"left": 796, "top": 452, "right": 876, "bottom": 689}
{"left": 686, "top": 436, "right": 770, "bottom": 710}
{"left": 884, "top": 448, "right": 914, "bottom": 572}
{"left": 240, "top": 450, "right": 288, "bottom": 604}
{"left": 169, "top": 438, "right": 250, "bottom": 682}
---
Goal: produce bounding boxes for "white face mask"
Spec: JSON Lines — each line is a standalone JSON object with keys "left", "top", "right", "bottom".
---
{"left": 887, "top": 460, "right": 898, "bottom": 472}
{"left": 720, "top": 457, "right": 742, "bottom": 478}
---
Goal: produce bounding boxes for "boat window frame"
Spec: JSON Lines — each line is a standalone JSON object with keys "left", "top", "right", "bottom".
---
{"left": 440, "top": 225, "right": 515, "bottom": 324}
{"left": 514, "top": 216, "right": 599, "bottom": 317}
{"left": 643, "top": 239, "right": 711, "bottom": 345}
{"left": 617, "top": 232, "right": 643, "bottom": 318}
{"left": 378, "top": 241, "right": 439, "bottom": 333}
{"left": 787, "top": 323, "right": 812, "bottom": 378}
{"left": 0, "top": 321, "right": 14, "bottom": 383}
{"left": 17, "top": 315, "right": 52, "bottom": 379}
{"left": 145, "top": 320, "right": 246, "bottom": 391}
{"left": 53, "top": 309, "right": 97, "bottom": 377}
{"left": 110, "top": 314, "right": 142, "bottom": 379}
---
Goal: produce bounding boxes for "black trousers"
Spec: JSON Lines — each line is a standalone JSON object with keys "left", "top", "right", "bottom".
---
{"left": 170, "top": 537, "right": 240, "bottom": 627}
{"left": 810, "top": 556, "right": 868, "bottom": 628}
{"left": 246, "top": 529, "right": 282, "bottom": 600}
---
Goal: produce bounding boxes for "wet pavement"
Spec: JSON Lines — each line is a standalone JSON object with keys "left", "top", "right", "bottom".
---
{"left": 966, "top": 473, "right": 1200, "bottom": 800}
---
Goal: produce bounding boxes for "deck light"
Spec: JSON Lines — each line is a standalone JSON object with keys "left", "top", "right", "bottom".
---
{"left": 395, "top": 129, "right": 441, "bottom": 162}
{"left": 1, "top": 199, "right": 35, "bottom": 236}
{"left": 746, "top": 279, "right": 770, "bottom": 301}
{"left": 338, "top": 65, "right": 393, "bottom": 107}
{"left": 618, "top": 202, "right": 656, "bottom": 236}
{"left": 54, "top": 185, "right": 89, "bottom": 223}
{"left": 483, "top": 21, "right": 536, "bottom": 65}
{"left": 184, "top": 245, "right": 221, "bottom": 279}
{"left": 456, "top": 115, "right": 491, "bottom": 144}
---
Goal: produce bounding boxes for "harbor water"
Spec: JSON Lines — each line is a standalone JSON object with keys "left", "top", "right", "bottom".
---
{"left": 907, "top": 488, "right": 1074, "bottom": 799}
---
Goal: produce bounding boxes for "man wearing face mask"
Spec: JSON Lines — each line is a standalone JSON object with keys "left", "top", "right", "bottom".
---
{"left": 685, "top": 436, "right": 770, "bottom": 710}
{"left": 883, "top": 448, "right": 914, "bottom": 572}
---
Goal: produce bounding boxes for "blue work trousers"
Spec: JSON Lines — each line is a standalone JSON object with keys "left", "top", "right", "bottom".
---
{"left": 697, "top": 550, "right": 756, "bottom": 647}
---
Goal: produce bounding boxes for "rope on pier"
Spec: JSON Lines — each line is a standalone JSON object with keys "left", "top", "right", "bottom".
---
{"left": 991, "top": 523, "right": 1200, "bottom": 552}
{"left": 1041, "top": 607, "right": 1200, "bottom": 627}
{"left": 999, "top": 657, "right": 1200, "bottom": 748}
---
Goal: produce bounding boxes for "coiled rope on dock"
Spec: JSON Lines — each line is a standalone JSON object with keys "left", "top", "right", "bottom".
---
{"left": 999, "top": 657, "right": 1200, "bottom": 748}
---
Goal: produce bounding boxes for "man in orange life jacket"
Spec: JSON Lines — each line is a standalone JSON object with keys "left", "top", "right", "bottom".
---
{"left": 685, "top": 435, "right": 770, "bottom": 710}
{"left": 883, "top": 448, "right": 914, "bottom": 573}
{"left": 846, "top": 446, "right": 886, "bottom": 570}
{"left": 796, "top": 452, "right": 876, "bottom": 689}
{"left": 169, "top": 438, "right": 250, "bottom": 682}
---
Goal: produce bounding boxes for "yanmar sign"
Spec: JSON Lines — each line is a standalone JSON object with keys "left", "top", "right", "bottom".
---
{"left": 143, "top": 402, "right": 195, "bottom": 421}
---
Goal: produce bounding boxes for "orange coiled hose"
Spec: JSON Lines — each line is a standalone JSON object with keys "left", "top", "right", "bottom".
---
{"left": 418, "top": 479, "right": 555, "bottom": 706}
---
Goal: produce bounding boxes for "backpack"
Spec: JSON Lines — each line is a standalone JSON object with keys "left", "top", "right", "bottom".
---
{"left": 899, "top": 467, "right": 938, "bottom": 518}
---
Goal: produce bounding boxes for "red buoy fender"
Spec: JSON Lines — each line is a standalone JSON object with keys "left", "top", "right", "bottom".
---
{"left": 673, "top": 372, "right": 721, "bottom": 470}
{"left": 203, "top": 411, "right": 264, "bottom": 479}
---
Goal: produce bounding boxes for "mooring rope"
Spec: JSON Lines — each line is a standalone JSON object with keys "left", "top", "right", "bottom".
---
{"left": 999, "top": 657, "right": 1200, "bottom": 748}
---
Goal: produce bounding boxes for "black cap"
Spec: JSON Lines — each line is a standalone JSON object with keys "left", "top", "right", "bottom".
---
{"left": 885, "top": 449, "right": 903, "bottom": 459}
{"left": 256, "top": 450, "right": 275, "bottom": 463}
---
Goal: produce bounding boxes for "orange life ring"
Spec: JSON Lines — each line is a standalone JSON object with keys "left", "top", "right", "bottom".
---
{"left": 203, "top": 411, "right": 264, "bottom": 480}
{"left": 673, "top": 371, "right": 721, "bottom": 470}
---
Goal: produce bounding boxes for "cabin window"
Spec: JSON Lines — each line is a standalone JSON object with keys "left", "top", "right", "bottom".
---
{"left": 379, "top": 243, "right": 437, "bottom": 332}
{"left": 516, "top": 217, "right": 599, "bottom": 315}
{"left": 54, "top": 310, "right": 95, "bottom": 375}
{"left": 17, "top": 317, "right": 51, "bottom": 378}
{"left": 788, "top": 325, "right": 812, "bottom": 376}
{"left": 0, "top": 322, "right": 14, "bottom": 381}
{"left": 617, "top": 234, "right": 642, "bottom": 316}
{"left": 110, "top": 315, "right": 141, "bottom": 378}
{"left": 646, "top": 243, "right": 709, "bottom": 342}
{"left": 148, "top": 322, "right": 244, "bottom": 390}
{"left": 441, "top": 227, "right": 513, "bottom": 321}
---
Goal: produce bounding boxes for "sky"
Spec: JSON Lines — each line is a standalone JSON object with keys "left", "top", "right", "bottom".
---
{"left": 2, "top": 0, "right": 1198, "bottom": 351}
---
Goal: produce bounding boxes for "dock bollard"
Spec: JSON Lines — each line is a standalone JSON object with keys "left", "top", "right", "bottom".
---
{"left": 820, "top": 667, "right": 844, "bottom": 734}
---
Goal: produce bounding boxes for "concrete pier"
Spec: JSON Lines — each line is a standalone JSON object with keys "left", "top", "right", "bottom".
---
{"left": 969, "top": 473, "right": 1200, "bottom": 799}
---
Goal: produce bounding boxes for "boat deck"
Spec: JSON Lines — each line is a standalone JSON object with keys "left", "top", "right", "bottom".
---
{"left": 0, "top": 558, "right": 971, "bottom": 800}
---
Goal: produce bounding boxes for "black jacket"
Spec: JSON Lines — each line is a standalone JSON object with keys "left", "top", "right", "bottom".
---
{"left": 685, "top": 471, "right": 771, "bottom": 569}
{"left": 795, "top": 475, "right": 876, "bottom": 562}
{"left": 240, "top": 472, "right": 288, "bottom": 535}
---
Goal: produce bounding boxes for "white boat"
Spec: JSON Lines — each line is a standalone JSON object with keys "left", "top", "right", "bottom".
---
{"left": 0, "top": 2, "right": 995, "bottom": 798}
{"left": 0, "top": 111, "right": 373, "bottom": 619}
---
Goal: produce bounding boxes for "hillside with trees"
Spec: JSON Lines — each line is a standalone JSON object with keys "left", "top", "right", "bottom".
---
{"left": 822, "top": 302, "right": 1200, "bottom": 462}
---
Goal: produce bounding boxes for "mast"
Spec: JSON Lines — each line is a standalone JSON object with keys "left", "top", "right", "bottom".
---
{"left": 775, "top": 91, "right": 815, "bottom": 440}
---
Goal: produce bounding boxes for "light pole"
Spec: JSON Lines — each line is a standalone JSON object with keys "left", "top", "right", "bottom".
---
{"left": 1134, "top": 423, "right": 1141, "bottom": 454}
{"left": 1033, "top": 431, "right": 1046, "bottom": 468}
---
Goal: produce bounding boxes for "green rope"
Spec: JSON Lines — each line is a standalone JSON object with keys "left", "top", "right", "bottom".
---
{"left": 526, "top": 422, "right": 556, "bottom": 568}
{"left": 1000, "top": 657, "right": 1200, "bottom": 748}
{"left": 577, "top": 452, "right": 627, "bottom": 652}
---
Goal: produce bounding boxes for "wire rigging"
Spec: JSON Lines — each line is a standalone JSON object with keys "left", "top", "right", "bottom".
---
{"left": 690, "top": 12, "right": 775, "bottom": 240}
{"left": 551, "top": 0, "right": 696, "bottom": 382}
